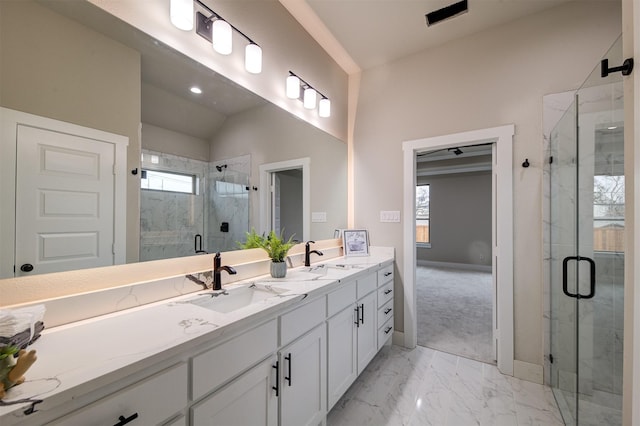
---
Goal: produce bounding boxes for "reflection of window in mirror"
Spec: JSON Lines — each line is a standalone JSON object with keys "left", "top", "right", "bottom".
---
{"left": 141, "top": 170, "right": 197, "bottom": 194}
{"left": 416, "top": 184, "right": 430, "bottom": 247}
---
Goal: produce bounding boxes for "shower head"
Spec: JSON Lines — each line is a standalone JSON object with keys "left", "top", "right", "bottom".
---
{"left": 216, "top": 164, "right": 227, "bottom": 172}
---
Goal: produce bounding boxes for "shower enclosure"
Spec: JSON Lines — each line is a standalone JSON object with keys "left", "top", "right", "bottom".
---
{"left": 547, "top": 37, "right": 625, "bottom": 425}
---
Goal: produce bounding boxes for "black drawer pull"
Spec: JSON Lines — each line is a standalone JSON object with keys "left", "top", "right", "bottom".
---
{"left": 285, "top": 354, "right": 292, "bottom": 386}
{"left": 384, "top": 272, "right": 392, "bottom": 277}
{"left": 272, "top": 361, "right": 280, "bottom": 396}
{"left": 384, "top": 289, "right": 392, "bottom": 295}
{"left": 384, "top": 308, "right": 392, "bottom": 315}
{"left": 384, "top": 326, "right": 393, "bottom": 334}
{"left": 360, "top": 303, "right": 364, "bottom": 324}
{"left": 114, "top": 413, "right": 138, "bottom": 426}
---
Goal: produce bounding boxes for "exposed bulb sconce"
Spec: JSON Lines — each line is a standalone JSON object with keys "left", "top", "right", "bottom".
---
{"left": 172, "top": 0, "right": 262, "bottom": 74}
{"left": 170, "top": 0, "right": 194, "bottom": 31}
{"left": 286, "top": 71, "right": 331, "bottom": 118}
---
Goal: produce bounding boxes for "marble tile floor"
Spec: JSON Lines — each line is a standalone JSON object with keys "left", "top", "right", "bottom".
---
{"left": 553, "top": 388, "right": 622, "bottom": 426}
{"left": 327, "top": 344, "right": 564, "bottom": 426}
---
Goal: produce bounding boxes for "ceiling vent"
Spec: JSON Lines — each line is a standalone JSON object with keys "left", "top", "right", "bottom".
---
{"left": 425, "top": 0, "right": 468, "bottom": 26}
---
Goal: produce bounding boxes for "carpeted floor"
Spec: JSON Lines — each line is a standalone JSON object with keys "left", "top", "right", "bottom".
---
{"left": 416, "top": 265, "right": 495, "bottom": 365}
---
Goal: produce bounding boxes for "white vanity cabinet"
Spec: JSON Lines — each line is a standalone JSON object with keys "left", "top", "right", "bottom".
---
{"left": 355, "top": 273, "right": 379, "bottom": 375}
{"left": 50, "top": 362, "right": 188, "bottom": 426}
{"left": 190, "top": 356, "right": 278, "bottom": 426}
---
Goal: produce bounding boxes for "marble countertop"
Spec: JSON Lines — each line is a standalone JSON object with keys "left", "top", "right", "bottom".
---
{"left": 0, "top": 248, "right": 394, "bottom": 422}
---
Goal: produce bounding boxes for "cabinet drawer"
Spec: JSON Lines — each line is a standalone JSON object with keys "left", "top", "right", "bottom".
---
{"left": 377, "top": 299, "right": 393, "bottom": 326}
{"left": 377, "top": 281, "right": 394, "bottom": 308}
{"left": 327, "top": 280, "right": 356, "bottom": 318}
{"left": 280, "top": 297, "right": 326, "bottom": 347}
{"left": 377, "top": 264, "right": 394, "bottom": 285}
{"left": 52, "top": 363, "right": 187, "bottom": 426}
{"left": 378, "top": 318, "right": 394, "bottom": 350}
{"left": 356, "top": 272, "right": 377, "bottom": 299}
{"left": 192, "top": 319, "right": 277, "bottom": 400}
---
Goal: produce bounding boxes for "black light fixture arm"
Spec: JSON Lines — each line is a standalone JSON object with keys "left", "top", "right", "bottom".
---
{"left": 288, "top": 71, "right": 328, "bottom": 100}
{"left": 194, "top": 0, "right": 259, "bottom": 46}
{"left": 601, "top": 58, "right": 634, "bottom": 78}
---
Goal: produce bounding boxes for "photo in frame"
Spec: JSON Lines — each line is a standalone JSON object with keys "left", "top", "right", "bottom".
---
{"left": 343, "top": 229, "right": 369, "bottom": 256}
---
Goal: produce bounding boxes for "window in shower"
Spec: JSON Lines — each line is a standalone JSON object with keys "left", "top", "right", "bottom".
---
{"left": 141, "top": 169, "right": 197, "bottom": 194}
{"left": 593, "top": 175, "right": 624, "bottom": 252}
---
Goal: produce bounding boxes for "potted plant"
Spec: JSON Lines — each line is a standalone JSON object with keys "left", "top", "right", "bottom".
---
{"left": 240, "top": 229, "right": 296, "bottom": 278}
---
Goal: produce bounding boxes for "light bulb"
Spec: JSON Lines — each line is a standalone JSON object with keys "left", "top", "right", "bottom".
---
{"left": 245, "top": 43, "right": 262, "bottom": 74}
{"left": 170, "top": 0, "right": 193, "bottom": 31}
{"left": 319, "top": 98, "right": 331, "bottom": 117}
{"left": 303, "top": 88, "right": 317, "bottom": 109}
{"left": 212, "top": 19, "right": 232, "bottom": 55}
{"left": 286, "top": 75, "right": 300, "bottom": 99}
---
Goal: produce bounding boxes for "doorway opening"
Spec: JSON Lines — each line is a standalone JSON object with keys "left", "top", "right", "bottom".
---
{"left": 402, "top": 125, "right": 514, "bottom": 375}
{"left": 259, "top": 158, "right": 310, "bottom": 241}
{"left": 415, "top": 144, "right": 495, "bottom": 364}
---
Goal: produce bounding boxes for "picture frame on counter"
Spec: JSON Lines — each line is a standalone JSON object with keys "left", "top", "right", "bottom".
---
{"left": 343, "top": 229, "right": 369, "bottom": 257}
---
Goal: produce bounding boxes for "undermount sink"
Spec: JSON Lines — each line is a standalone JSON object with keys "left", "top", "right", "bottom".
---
{"left": 187, "top": 284, "right": 286, "bottom": 314}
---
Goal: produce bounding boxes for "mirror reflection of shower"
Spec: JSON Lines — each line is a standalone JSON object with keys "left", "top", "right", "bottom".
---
{"left": 139, "top": 150, "right": 250, "bottom": 261}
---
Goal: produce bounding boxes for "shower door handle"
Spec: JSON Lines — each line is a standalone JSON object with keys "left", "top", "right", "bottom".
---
{"left": 562, "top": 256, "right": 596, "bottom": 299}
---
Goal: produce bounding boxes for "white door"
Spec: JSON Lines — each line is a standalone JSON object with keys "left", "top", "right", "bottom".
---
{"left": 327, "top": 305, "right": 358, "bottom": 410}
{"left": 15, "top": 125, "right": 116, "bottom": 276}
{"left": 280, "top": 324, "right": 326, "bottom": 426}
{"left": 356, "top": 291, "right": 377, "bottom": 375}
{"left": 191, "top": 357, "right": 278, "bottom": 426}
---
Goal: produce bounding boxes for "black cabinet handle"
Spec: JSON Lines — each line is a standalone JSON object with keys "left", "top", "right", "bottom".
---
{"left": 384, "top": 308, "right": 392, "bottom": 315}
{"left": 384, "top": 289, "right": 392, "bottom": 295}
{"left": 384, "top": 326, "right": 392, "bottom": 334}
{"left": 384, "top": 272, "right": 392, "bottom": 277}
{"left": 360, "top": 303, "right": 364, "bottom": 325}
{"left": 284, "top": 354, "right": 292, "bottom": 386}
{"left": 354, "top": 306, "right": 360, "bottom": 327}
{"left": 272, "top": 361, "right": 279, "bottom": 396}
{"left": 113, "top": 413, "right": 138, "bottom": 426}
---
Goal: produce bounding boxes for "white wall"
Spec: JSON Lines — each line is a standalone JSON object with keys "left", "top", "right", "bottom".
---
{"left": 210, "top": 103, "right": 347, "bottom": 240}
{"left": 142, "top": 122, "right": 210, "bottom": 161}
{"left": 353, "top": 1, "right": 622, "bottom": 366}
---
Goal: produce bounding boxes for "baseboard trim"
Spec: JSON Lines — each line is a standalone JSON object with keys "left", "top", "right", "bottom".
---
{"left": 417, "top": 260, "right": 492, "bottom": 273}
{"left": 513, "top": 359, "right": 544, "bottom": 384}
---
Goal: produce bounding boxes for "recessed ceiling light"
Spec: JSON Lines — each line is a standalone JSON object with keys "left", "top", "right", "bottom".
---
{"left": 190, "top": 86, "right": 202, "bottom": 94}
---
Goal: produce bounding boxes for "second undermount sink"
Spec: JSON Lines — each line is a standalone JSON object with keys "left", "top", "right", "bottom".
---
{"left": 187, "top": 284, "right": 287, "bottom": 314}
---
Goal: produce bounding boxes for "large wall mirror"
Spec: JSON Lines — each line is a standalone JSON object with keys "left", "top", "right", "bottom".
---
{"left": 0, "top": 0, "right": 347, "bottom": 279}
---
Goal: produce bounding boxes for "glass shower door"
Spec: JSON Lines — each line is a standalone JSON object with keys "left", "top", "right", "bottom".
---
{"left": 549, "top": 37, "right": 625, "bottom": 426}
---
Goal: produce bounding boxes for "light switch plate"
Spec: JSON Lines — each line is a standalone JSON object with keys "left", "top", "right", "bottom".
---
{"left": 312, "top": 212, "right": 327, "bottom": 222}
{"left": 380, "top": 210, "right": 400, "bottom": 223}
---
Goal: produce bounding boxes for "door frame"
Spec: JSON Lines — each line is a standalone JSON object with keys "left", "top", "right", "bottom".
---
{"left": 0, "top": 107, "right": 128, "bottom": 278}
{"left": 402, "top": 124, "right": 514, "bottom": 375}
{"left": 259, "top": 158, "right": 310, "bottom": 240}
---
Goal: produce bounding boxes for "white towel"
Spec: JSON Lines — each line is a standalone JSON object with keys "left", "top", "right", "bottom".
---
{"left": 0, "top": 305, "right": 45, "bottom": 341}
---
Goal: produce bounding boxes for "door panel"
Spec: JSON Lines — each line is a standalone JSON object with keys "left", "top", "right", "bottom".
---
{"left": 15, "top": 125, "right": 116, "bottom": 276}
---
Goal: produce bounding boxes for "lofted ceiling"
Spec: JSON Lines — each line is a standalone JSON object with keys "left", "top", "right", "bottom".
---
{"left": 282, "top": 0, "right": 575, "bottom": 72}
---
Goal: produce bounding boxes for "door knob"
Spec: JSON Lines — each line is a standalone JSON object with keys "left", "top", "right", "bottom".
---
{"left": 20, "top": 263, "right": 34, "bottom": 272}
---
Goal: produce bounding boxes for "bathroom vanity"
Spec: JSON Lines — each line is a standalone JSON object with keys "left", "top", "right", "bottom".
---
{"left": 0, "top": 248, "right": 394, "bottom": 426}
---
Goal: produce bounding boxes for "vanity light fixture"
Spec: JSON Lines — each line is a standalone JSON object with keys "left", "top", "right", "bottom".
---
{"left": 286, "top": 71, "right": 331, "bottom": 118}
{"left": 171, "top": 0, "right": 262, "bottom": 74}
